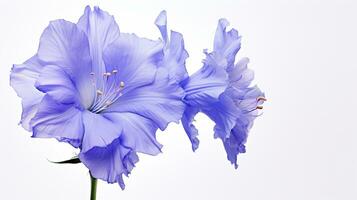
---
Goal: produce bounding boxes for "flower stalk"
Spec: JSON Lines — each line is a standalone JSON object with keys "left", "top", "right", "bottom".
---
{"left": 90, "top": 173, "right": 97, "bottom": 200}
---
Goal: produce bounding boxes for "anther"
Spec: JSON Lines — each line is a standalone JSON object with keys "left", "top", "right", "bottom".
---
{"left": 256, "top": 105, "right": 263, "bottom": 110}
{"left": 103, "top": 72, "right": 111, "bottom": 77}
{"left": 120, "top": 81, "right": 125, "bottom": 88}
{"left": 96, "top": 90, "right": 103, "bottom": 95}
{"left": 257, "top": 97, "right": 267, "bottom": 102}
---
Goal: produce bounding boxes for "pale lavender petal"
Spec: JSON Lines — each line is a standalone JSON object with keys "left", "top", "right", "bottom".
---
{"left": 81, "top": 110, "right": 122, "bottom": 153}
{"left": 103, "top": 33, "right": 163, "bottom": 93}
{"left": 181, "top": 105, "right": 200, "bottom": 151}
{"left": 104, "top": 112, "right": 162, "bottom": 155}
{"left": 155, "top": 10, "right": 168, "bottom": 43}
{"left": 214, "top": 19, "right": 241, "bottom": 68}
{"left": 77, "top": 6, "right": 120, "bottom": 91}
{"left": 155, "top": 11, "right": 189, "bottom": 83}
{"left": 10, "top": 55, "right": 44, "bottom": 130}
{"left": 37, "top": 19, "right": 94, "bottom": 108}
{"left": 79, "top": 139, "right": 139, "bottom": 189}
{"left": 35, "top": 65, "right": 80, "bottom": 104}
{"left": 30, "top": 95, "right": 84, "bottom": 147}
{"left": 203, "top": 93, "right": 239, "bottom": 140}
{"left": 183, "top": 52, "right": 228, "bottom": 107}
{"left": 105, "top": 69, "right": 185, "bottom": 130}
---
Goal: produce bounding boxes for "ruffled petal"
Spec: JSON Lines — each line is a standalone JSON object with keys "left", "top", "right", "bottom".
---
{"left": 103, "top": 33, "right": 163, "bottom": 93}
{"left": 155, "top": 11, "right": 189, "bottom": 83}
{"left": 30, "top": 95, "right": 84, "bottom": 148}
{"left": 77, "top": 5, "right": 120, "bottom": 91}
{"left": 80, "top": 110, "right": 122, "bottom": 153}
{"left": 105, "top": 69, "right": 185, "bottom": 130}
{"left": 214, "top": 19, "right": 241, "bottom": 68}
{"left": 181, "top": 105, "right": 200, "bottom": 151}
{"left": 155, "top": 10, "right": 168, "bottom": 43}
{"left": 35, "top": 65, "right": 80, "bottom": 104}
{"left": 10, "top": 55, "right": 44, "bottom": 130}
{"left": 104, "top": 112, "right": 162, "bottom": 155}
{"left": 203, "top": 93, "right": 239, "bottom": 140}
{"left": 222, "top": 125, "right": 247, "bottom": 169}
{"left": 37, "top": 19, "right": 94, "bottom": 108}
{"left": 79, "top": 139, "right": 138, "bottom": 189}
{"left": 182, "top": 52, "right": 228, "bottom": 107}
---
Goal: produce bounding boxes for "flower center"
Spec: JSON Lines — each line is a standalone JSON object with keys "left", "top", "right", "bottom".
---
{"left": 88, "top": 70, "right": 124, "bottom": 113}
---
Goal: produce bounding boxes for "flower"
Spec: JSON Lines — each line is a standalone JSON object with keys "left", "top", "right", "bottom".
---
{"left": 180, "top": 19, "right": 265, "bottom": 168}
{"left": 10, "top": 6, "right": 186, "bottom": 189}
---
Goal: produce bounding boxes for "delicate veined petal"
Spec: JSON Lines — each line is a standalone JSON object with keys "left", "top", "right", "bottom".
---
{"left": 37, "top": 19, "right": 94, "bottom": 108}
{"left": 181, "top": 105, "right": 200, "bottom": 151}
{"left": 155, "top": 10, "right": 168, "bottom": 43}
{"left": 102, "top": 33, "right": 163, "bottom": 93}
{"left": 203, "top": 93, "right": 239, "bottom": 140}
{"left": 30, "top": 95, "right": 84, "bottom": 147}
{"left": 214, "top": 19, "right": 241, "bottom": 68}
{"left": 105, "top": 69, "right": 185, "bottom": 130}
{"left": 223, "top": 125, "right": 247, "bottom": 169}
{"left": 81, "top": 110, "right": 122, "bottom": 153}
{"left": 77, "top": 6, "right": 120, "bottom": 92}
{"left": 182, "top": 52, "right": 228, "bottom": 107}
{"left": 104, "top": 112, "right": 162, "bottom": 155}
{"left": 155, "top": 11, "right": 189, "bottom": 83}
{"left": 79, "top": 139, "right": 139, "bottom": 189}
{"left": 35, "top": 65, "right": 80, "bottom": 105}
{"left": 10, "top": 55, "right": 44, "bottom": 130}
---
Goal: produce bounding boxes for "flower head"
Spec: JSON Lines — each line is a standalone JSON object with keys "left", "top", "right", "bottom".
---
{"left": 181, "top": 19, "right": 265, "bottom": 168}
{"left": 10, "top": 6, "right": 186, "bottom": 189}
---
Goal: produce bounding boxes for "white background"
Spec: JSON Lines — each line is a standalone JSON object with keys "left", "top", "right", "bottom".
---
{"left": 0, "top": 0, "right": 356, "bottom": 199}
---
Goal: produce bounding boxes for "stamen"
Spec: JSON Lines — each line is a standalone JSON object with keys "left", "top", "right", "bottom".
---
{"left": 256, "top": 105, "right": 263, "bottom": 109}
{"left": 120, "top": 81, "right": 125, "bottom": 88}
{"left": 257, "top": 97, "right": 267, "bottom": 102}
{"left": 103, "top": 72, "right": 111, "bottom": 77}
{"left": 96, "top": 90, "right": 103, "bottom": 95}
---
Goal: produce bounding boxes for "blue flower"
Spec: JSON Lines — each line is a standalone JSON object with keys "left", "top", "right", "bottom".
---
{"left": 180, "top": 19, "right": 265, "bottom": 168}
{"left": 10, "top": 6, "right": 186, "bottom": 189}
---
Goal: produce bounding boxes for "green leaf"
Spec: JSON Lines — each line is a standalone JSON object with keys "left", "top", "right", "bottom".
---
{"left": 49, "top": 156, "right": 81, "bottom": 164}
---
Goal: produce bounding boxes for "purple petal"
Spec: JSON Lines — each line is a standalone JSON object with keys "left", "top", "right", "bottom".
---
{"left": 79, "top": 139, "right": 139, "bottom": 189}
{"left": 223, "top": 125, "right": 248, "bottom": 169}
{"left": 182, "top": 53, "right": 228, "bottom": 107}
{"left": 203, "top": 93, "right": 239, "bottom": 140}
{"left": 103, "top": 33, "right": 163, "bottom": 93}
{"left": 10, "top": 55, "right": 44, "bottom": 130}
{"left": 214, "top": 19, "right": 241, "bottom": 68}
{"left": 80, "top": 111, "right": 122, "bottom": 153}
{"left": 37, "top": 19, "right": 94, "bottom": 108}
{"left": 105, "top": 69, "right": 185, "bottom": 130}
{"left": 181, "top": 106, "right": 200, "bottom": 151}
{"left": 155, "top": 11, "right": 189, "bottom": 83}
{"left": 35, "top": 65, "right": 80, "bottom": 104}
{"left": 104, "top": 112, "right": 162, "bottom": 155}
{"left": 77, "top": 6, "right": 120, "bottom": 91}
{"left": 30, "top": 95, "right": 84, "bottom": 148}
{"left": 160, "top": 31, "right": 189, "bottom": 82}
{"left": 155, "top": 10, "right": 168, "bottom": 43}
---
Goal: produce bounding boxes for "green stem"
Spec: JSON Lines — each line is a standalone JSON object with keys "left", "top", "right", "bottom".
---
{"left": 90, "top": 173, "right": 97, "bottom": 200}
